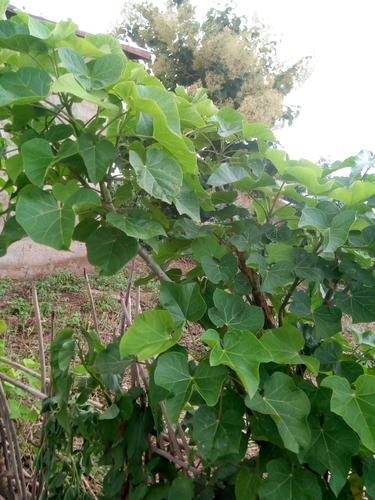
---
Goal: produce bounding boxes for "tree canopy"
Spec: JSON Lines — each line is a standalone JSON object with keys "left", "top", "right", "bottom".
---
{"left": 112, "top": 0, "right": 311, "bottom": 126}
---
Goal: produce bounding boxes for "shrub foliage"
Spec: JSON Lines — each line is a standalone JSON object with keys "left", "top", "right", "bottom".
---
{"left": 0, "top": 5, "right": 375, "bottom": 499}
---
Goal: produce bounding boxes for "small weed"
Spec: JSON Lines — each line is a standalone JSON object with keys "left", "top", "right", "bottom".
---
{"left": 0, "top": 278, "right": 14, "bottom": 298}
{"left": 8, "top": 295, "right": 32, "bottom": 320}
{"left": 35, "top": 269, "right": 85, "bottom": 295}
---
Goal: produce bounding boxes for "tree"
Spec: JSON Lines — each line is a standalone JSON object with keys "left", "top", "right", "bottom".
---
{"left": 112, "top": 0, "right": 311, "bottom": 126}
{"left": 1, "top": 5, "right": 375, "bottom": 499}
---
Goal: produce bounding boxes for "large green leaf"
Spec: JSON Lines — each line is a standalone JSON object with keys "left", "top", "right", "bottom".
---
{"left": 201, "top": 253, "right": 238, "bottom": 284}
{"left": 120, "top": 310, "right": 181, "bottom": 361}
{"left": 0, "top": 67, "right": 51, "bottom": 105}
{"left": 291, "top": 247, "right": 325, "bottom": 282}
{"left": 78, "top": 133, "right": 118, "bottom": 184}
{"left": 0, "top": 216, "right": 27, "bottom": 257}
{"left": 86, "top": 227, "right": 138, "bottom": 276}
{"left": 16, "top": 186, "right": 75, "bottom": 250}
{"left": 88, "top": 54, "right": 125, "bottom": 89}
{"left": 64, "top": 189, "right": 101, "bottom": 213}
{"left": 192, "top": 404, "right": 245, "bottom": 462}
{"left": 245, "top": 372, "right": 311, "bottom": 452}
{"left": 207, "top": 163, "right": 249, "bottom": 187}
{"left": 330, "top": 181, "right": 375, "bottom": 206}
{"left": 58, "top": 47, "right": 90, "bottom": 89}
{"left": 107, "top": 211, "right": 166, "bottom": 240}
{"left": 130, "top": 149, "right": 182, "bottom": 203}
{"left": 51, "top": 74, "right": 118, "bottom": 112}
{"left": 243, "top": 122, "right": 276, "bottom": 142}
{"left": 174, "top": 179, "right": 200, "bottom": 221}
{"left": 299, "top": 208, "right": 356, "bottom": 253}
{"left": 114, "top": 81, "right": 197, "bottom": 174}
{"left": 299, "top": 416, "right": 359, "bottom": 496}
{"left": 94, "top": 343, "right": 134, "bottom": 375}
{"left": 312, "top": 305, "right": 342, "bottom": 338}
{"left": 202, "top": 329, "right": 272, "bottom": 397}
{"left": 209, "top": 289, "right": 264, "bottom": 333}
{"left": 160, "top": 281, "right": 206, "bottom": 324}
{"left": 321, "top": 374, "right": 375, "bottom": 452}
{"left": 154, "top": 352, "right": 227, "bottom": 425}
{"left": 235, "top": 467, "right": 262, "bottom": 500}
{"left": 259, "top": 458, "right": 321, "bottom": 500}
{"left": 260, "top": 261, "right": 295, "bottom": 293}
{"left": 322, "top": 211, "right": 356, "bottom": 252}
{"left": 0, "top": 21, "right": 48, "bottom": 53}
{"left": 260, "top": 326, "right": 319, "bottom": 373}
{"left": 335, "top": 283, "right": 375, "bottom": 323}
{"left": 21, "top": 138, "right": 54, "bottom": 186}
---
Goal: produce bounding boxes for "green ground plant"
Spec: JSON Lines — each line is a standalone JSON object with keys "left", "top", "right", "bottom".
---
{"left": 0, "top": 4, "right": 375, "bottom": 499}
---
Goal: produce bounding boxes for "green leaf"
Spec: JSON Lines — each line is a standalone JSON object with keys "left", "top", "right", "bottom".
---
{"left": 5, "top": 153, "right": 23, "bottom": 183}
{"left": 52, "top": 180, "right": 79, "bottom": 203}
{"left": 192, "top": 404, "right": 245, "bottom": 462}
{"left": 114, "top": 81, "right": 197, "bottom": 174}
{"left": 207, "top": 163, "right": 249, "bottom": 187}
{"left": 260, "top": 261, "right": 295, "bottom": 293}
{"left": 201, "top": 253, "right": 238, "bottom": 284}
{"left": 45, "top": 124, "right": 75, "bottom": 143}
{"left": 130, "top": 149, "right": 182, "bottom": 203}
{"left": 154, "top": 351, "right": 193, "bottom": 425}
{"left": 0, "top": 67, "right": 51, "bottom": 105}
{"left": 46, "top": 20, "right": 78, "bottom": 44}
{"left": 51, "top": 73, "right": 118, "bottom": 112}
{"left": 364, "top": 457, "right": 375, "bottom": 500}
{"left": 292, "top": 248, "right": 325, "bottom": 282}
{"left": 168, "top": 477, "right": 194, "bottom": 500}
{"left": 335, "top": 283, "right": 375, "bottom": 323}
{"left": 312, "top": 305, "right": 342, "bottom": 338}
{"left": 321, "top": 374, "right": 375, "bottom": 452}
{"left": 94, "top": 343, "right": 134, "bottom": 375}
{"left": 330, "top": 181, "right": 375, "bottom": 206}
{"left": 235, "top": 467, "right": 262, "bottom": 500}
{"left": 107, "top": 210, "right": 166, "bottom": 240}
{"left": 58, "top": 47, "right": 90, "bottom": 89}
{"left": 160, "top": 281, "right": 206, "bottom": 324}
{"left": 299, "top": 416, "right": 359, "bottom": 496}
{"left": 299, "top": 207, "right": 328, "bottom": 232}
{"left": 16, "top": 186, "right": 75, "bottom": 250}
{"left": 323, "top": 211, "right": 356, "bottom": 253}
{"left": 259, "top": 458, "right": 321, "bottom": 500}
{"left": 260, "top": 326, "right": 319, "bottom": 373}
{"left": 243, "top": 122, "right": 276, "bottom": 142}
{"left": 78, "top": 133, "right": 118, "bottom": 184}
{"left": 21, "top": 138, "right": 54, "bottom": 186}
{"left": 246, "top": 372, "right": 311, "bottom": 452}
{"left": 289, "top": 290, "right": 312, "bottom": 318}
{"left": 203, "top": 329, "right": 272, "bottom": 397}
{"left": 191, "top": 235, "right": 228, "bottom": 261}
{"left": 0, "top": 216, "right": 27, "bottom": 257}
{"left": 64, "top": 188, "right": 101, "bottom": 213}
{"left": 86, "top": 227, "right": 138, "bottom": 276}
{"left": 314, "top": 341, "right": 342, "bottom": 372}
{"left": 120, "top": 310, "right": 181, "bottom": 361}
{"left": 174, "top": 179, "right": 201, "bottom": 221}
{"left": 88, "top": 54, "right": 124, "bottom": 89}
{"left": 98, "top": 403, "right": 120, "bottom": 420}
{"left": 193, "top": 359, "right": 228, "bottom": 406}
{"left": 209, "top": 289, "right": 264, "bottom": 333}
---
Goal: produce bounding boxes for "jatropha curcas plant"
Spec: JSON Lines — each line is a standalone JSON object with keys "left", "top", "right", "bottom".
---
{"left": 1, "top": 3, "right": 375, "bottom": 499}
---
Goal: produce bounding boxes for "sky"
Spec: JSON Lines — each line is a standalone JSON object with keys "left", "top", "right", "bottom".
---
{"left": 11, "top": 0, "right": 375, "bottom": 163}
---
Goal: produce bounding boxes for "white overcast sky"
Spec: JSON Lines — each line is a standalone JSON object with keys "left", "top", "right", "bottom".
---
{"left": 12, "top": 0, "right": 375, "bottom": 163}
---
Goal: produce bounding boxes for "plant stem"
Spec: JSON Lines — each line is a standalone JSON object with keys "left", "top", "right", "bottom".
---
{"left": 149, "top": 446, "right": 200, "bottom": 475}
{"left": 84, "top": 268, "right": 100, "bottom": 336}
{"left": 137, "top": 245, "right": 172, "bottom": 282}
{"left": 32, "top": 286, "right": 47, "bottom": 395}
{"left": 278, "top": 278, "right": 303, "bottom": 327}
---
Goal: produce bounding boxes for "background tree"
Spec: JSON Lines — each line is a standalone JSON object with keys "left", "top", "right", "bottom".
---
{"left": 112, "top": 0, "right": 311, "bottom": 126}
